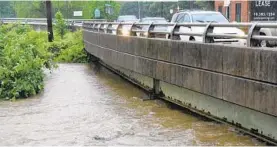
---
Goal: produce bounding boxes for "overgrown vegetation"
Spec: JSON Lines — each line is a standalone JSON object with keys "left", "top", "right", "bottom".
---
{"left": 0, "top": 24, "right": 54, "bottom": 99}
{"left": 50, "top": 11, "right": 87, "bottom": 63}
{"left": 55, "top": 11, "right": 67, "bottom": 39}
{"left": 0, "top": 12, "right": 87, "bottom": 100}
{"left": 49, "top": 30, "right": 87, "bottom": 63}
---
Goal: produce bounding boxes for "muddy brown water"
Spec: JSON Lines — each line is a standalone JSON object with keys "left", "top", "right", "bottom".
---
{"left": 0, "top": 63, "right": 264, "bottom": 145}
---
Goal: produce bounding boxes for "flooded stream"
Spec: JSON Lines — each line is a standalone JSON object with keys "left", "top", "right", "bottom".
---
{"left": 0, "top": 63, "right": 264, "bottom": 145}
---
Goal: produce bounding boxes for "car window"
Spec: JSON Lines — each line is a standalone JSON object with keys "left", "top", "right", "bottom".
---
{"left": 176, "top": 14, "right": 185, "bottom": 23}
{"left": 191, "top": 13, "right": 229, "bottom": 23}
{"left": 171, "top": 14, "right": 178, "bottom": 22}
{"left": 183, "top": 14, "right": 191, "bottom": 22}
{"left": 142, "top": 18, "right": 167, "bottom": 23}
{"left": 117, "top": 15, "right": 137, "bottom": 22}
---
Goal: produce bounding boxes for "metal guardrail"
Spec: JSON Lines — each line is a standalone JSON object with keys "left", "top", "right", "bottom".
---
{"left": 1, "top": 18, "right": 107, "bottom": 26}
{"left": 83, "top": 21, "right": 277, "bottom": 47}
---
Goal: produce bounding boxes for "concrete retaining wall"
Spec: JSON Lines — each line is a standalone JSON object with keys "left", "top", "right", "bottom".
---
{"left": 83, "top": 30, "right": 277, "bottom": 142}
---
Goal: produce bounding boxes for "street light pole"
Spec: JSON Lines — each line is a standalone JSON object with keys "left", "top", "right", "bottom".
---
{"left": 46, "top": 0, "right": 53, "bottom": 42}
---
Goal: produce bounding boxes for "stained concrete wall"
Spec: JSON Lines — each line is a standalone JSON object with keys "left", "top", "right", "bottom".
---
{"left": 83, "top": 30, "right": 277, "bottom": 117}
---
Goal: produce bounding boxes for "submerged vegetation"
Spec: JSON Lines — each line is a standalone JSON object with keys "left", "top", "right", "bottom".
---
{"left": 0, "top": 12, "right": 87, "bottom": 100}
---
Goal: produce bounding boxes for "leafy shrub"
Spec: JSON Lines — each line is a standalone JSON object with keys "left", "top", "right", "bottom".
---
{"left": 54, "top": 11, "right": 67, "bottom": 39}
{"left": 53, "top": 30, "right": 87, "bottom": 63}
{"left": 0, "top": 24, "right": 54, "bottom": 99}
{"left": 0, "top": 22, "right": 87, "bottom": 100}
{"left": 51, "top": 11, "right": 87, "bottom": 63}
{"left": 47, "top": 36, "right": 70, "bottom": 57}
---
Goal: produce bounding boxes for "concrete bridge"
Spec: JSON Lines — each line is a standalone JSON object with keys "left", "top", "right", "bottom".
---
{"left": 2, "top": 18, "right": 277, "bottom": 144}
{"left": 83, "top": 24, "right": 277, "bottom": 144}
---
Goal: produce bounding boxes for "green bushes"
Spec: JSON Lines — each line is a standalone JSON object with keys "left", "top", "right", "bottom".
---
{"left": 0, "top": 24, "right": 54, "bottom": 99}
{"left": 53, "top": 30, "right": 87, "bottom": 63}
{"left": 54, "top": 11, "right": 67, "bottom": 39}
{"left": 50, "top": 11, "right": 87, "bottom": 63}
{"left": 0, "top": 15, "right": 87, "bottom": 100}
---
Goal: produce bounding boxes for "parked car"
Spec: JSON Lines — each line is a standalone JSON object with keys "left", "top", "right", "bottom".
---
{"left": 114, "top": 15, "right": 139, "bottom": 36}
{"left": 168, "top": 10, "right": 246, "bottom": 46}
{"left": 140, "top": 17, "right": 167, "bottom": 23}
{"left": 117, "top": 15, "right": 139, "bottom": 22}
{"left": 253, "top": 21, "right": 277, "bottom": 47}
{"left": 140, "top": 17, "right": 168, "bottom": 38}
{"left": 139, "top": 17, "right": 168, "bottom": 38}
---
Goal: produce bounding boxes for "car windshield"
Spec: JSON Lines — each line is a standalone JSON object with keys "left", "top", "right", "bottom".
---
{"left": 117, "top": 16, "right": 137, "bottom": 22}
{"left": 142, "top": 18, "right": 167, "bottom": 23}
{"left": 191, "top": 13, "right": 229, "bottom": 23}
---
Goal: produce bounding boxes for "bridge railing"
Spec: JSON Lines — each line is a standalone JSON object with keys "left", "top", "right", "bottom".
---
{"left": 83, "top": 21, "right": 277, "bottom": 47}
{"left": 1, "top": 18, "right": 107, "bottom": 26}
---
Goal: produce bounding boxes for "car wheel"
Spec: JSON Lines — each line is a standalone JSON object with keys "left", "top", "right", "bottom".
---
{"left": 260, "top": 40, "right": 268, "bottom": 47}
{"left": 168, "top": 35, "right": 180, "bottom": 40}
{"left": 189, "top": 37, "right": 195, "bottom": 41}
{"left": 259, "top": 33, "right": 270, "bottom": 47}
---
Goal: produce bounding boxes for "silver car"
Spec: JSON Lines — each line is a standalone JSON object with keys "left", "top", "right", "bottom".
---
{"left": 168, "top": 10, "right": 246, "bottom": 46}
{"left": 139, "top": 17, "right": 168, "bottom": 38}
{"left": 117, "top": 15, "right": 138, "bottom": 22}
{"left": 114, "top": 15, "right": 139, "bottom": 36}
{"left": 254, "top": 21, "right": 277, "bottom": 47}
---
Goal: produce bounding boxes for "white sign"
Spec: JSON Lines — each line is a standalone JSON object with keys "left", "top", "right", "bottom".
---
{"left": 73, "top": 11, "right": 83, "bottom": 16}
{"left": 170, "top": 9, "right": 173, "bottom": 14}
{"left": 224, "top": 0, "right": 230, "bottom": 6}
{"left": 94, "top": 9, "right": 101, "bottom": 18}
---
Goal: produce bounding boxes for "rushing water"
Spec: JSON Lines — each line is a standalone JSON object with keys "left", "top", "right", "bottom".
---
{"left": 0, "top": 63, "right": 264, "bottom": 146}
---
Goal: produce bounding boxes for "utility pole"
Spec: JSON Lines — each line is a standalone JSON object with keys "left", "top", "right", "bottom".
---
{"left": 177, "top": 0, "right": 180, "bottom": 12}
{"left": 66, "top": 1, "right": 69, "bottom": 29}
{"left": 138, "top": 1, "right": 141, "bottom": 19}
{"left": 190, "top": 1, "right": 193, "bottom": 9}
{"left": 46, "top": 0, "right": 53, "bottom": 42}
{"left": 161, "top": 2, "right": 164, "bottom": 17}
